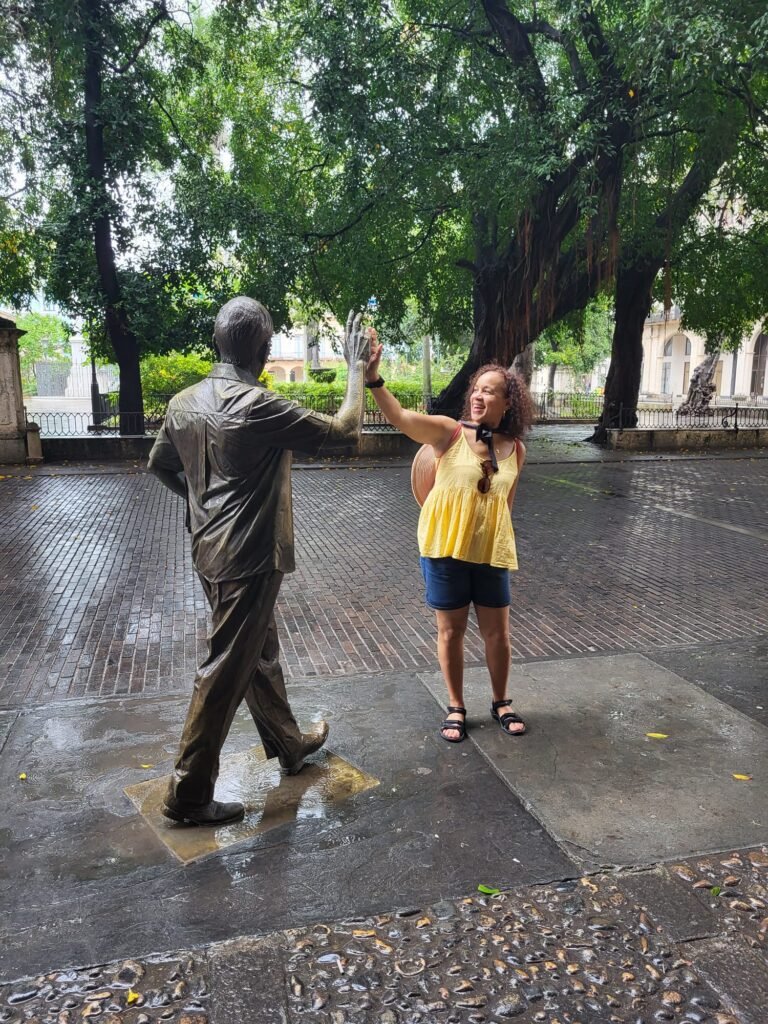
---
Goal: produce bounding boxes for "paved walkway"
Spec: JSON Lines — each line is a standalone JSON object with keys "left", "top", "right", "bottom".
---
{"left": 0, "top": 435, "right": 767, "bottom": 1022}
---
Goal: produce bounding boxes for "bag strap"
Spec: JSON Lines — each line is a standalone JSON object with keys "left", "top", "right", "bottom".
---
{"left": 436, "top": 422, "right": 463, "bottom": 463}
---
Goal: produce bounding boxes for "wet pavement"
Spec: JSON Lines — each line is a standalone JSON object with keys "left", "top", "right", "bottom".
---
{"left": 0, "top": 434, "right": 767, "bottom": 1021}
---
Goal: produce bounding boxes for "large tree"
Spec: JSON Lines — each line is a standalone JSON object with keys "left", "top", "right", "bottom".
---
{"left": 1, "top": 1, "right": 235, "bottom": 431}
{"left": 222, "top": 0, "right": 768, "bottom": 417}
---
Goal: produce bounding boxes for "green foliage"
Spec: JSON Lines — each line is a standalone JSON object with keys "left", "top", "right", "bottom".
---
{"left": 671, "top": 141, "right": 768, "bottom": 351}
{"left": 3, "top": 0, "right": 767, "bottom": 416}
{"left": 140, "top": 351, "right": 274, "bottom": 398}
{"left": 15, "top": 312, "right": 71, "bottom": 391}
{"left": 308, "top": 368, "right": 337, "bottom": 383}
{"left": 140, "top": 351, "right": 213, "bottom": 398}
{"left": 274, "top": 378, "right": 429, "bottom": 413}
{"left": 535, "top": 300, "right": 614, "bottom": 378}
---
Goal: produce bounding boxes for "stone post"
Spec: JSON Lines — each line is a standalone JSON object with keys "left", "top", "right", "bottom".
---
{"left": 0, "top": 315, "right": 30, "bottom": 463}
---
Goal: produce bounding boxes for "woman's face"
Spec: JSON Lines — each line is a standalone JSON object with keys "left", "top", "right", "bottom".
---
{"left": 469, "top": 371, "right": 510, "bottom": 426}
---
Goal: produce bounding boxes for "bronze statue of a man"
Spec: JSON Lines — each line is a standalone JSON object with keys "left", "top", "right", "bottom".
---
{"left": 148, "top": 298, "right": 369, "bottom": 825}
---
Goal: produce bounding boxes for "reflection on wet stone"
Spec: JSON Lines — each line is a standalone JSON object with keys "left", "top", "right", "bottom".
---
{"left": 124, "top": 746, "right": 379, "bottom": 863}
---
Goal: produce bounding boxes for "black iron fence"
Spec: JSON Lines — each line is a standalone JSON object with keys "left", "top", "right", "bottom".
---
{"left": 627, "top": 403, "right": 768, "bottom": 430}
{"left": 25, "top": 389, "right": 768, "bottom": 437}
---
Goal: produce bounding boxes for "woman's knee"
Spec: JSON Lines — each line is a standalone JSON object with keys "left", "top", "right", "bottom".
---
{"left": 479, "top": 624, "right": 510, "bottom": 648}
{"left": 437, "top": 623, "right": 466, "bottom": 645}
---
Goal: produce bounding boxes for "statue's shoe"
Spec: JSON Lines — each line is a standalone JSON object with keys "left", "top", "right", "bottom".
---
{"left": 279, "top": 721, "right": 330, "bottom": 775}
{"left": 162, "top": 797, "right": 245, "bottom": 826}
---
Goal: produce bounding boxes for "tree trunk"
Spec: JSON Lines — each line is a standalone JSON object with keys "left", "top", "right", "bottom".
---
{"left": 422, "top": 333, "right": 432, "bottom": 410}
{"left": 307, "top": 319, "right": 321, "bottom": 368}
{"left": 547, "top": 362, "right": 557, "bottom": 392}
{"left": 589, "top": 127, "right": 741, "bottom": 446}
{"left": 83, "top": 0, "right": 144, "bottom": 434}
{"left": 512, "top": 342, "right": 534, "bottom": 387}
{"left": 590, "top": 261, "right": 657, "bottom": 444}
{"left": 432, "top": 161, "right": 622, "bottom": 417}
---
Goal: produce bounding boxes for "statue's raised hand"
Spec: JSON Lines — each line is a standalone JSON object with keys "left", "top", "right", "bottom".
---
{"left": 343, "top": 309, "right": 369, "bottom": 366}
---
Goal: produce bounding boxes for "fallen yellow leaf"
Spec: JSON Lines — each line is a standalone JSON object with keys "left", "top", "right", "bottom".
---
{"left": 30, "top": 505, "right": 38, "bottom": 510}
{"left": 18, "top": 772, "right": 27, "bottom": 781}
{"left": 126, "top": 989, "right": 140, "bottom": 1005}
{"left": 646, "top": 733, "right": 669, "bottom": 739}
{"left": 732, "top": 773, "right": 753, "bottom": 781}
{"left": 140, "top": 764, "right": 154, "bottom": 769}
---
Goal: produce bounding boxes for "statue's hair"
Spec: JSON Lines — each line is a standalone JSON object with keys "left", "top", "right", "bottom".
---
{"left": 214, "top": 297, "right": 273, "bottom": 367}
{"left": 461, "top": 363, "right": 535, "bottom": 439}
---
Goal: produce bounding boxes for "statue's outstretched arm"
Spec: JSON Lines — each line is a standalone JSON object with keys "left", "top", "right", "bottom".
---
{"left": 321, "top": 310, "right": 368, "bottom": 448}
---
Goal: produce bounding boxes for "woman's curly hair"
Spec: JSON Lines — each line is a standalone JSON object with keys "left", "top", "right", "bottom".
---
{"left": 461, "top": 363, "right": 535, "bottom": 439}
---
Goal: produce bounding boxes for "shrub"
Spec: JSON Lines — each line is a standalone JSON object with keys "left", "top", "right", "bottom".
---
{"left": 140, "top": 351, "right": 213, "bottom": 398}
{"left": 140, "top": 351, "right": 273, "bottom": 400}
{"left": 308, "top": 367, "right": 337, "bottom": 383}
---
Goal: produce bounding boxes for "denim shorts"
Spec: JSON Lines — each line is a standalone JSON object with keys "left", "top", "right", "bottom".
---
{"left": 420, "top": 556, "right": 511, "bottom": 610}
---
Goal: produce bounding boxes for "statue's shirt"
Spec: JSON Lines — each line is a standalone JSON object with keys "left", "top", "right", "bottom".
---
{"left": 148, "top": 363, "right": 332, "bottom": 582}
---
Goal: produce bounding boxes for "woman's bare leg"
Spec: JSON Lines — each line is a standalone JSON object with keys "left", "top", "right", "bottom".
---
{"left": 435, "top": 605, "right": 470, "bottom": 740}
{"left": 475, "top": 603, "right": 523, "bottom": 733}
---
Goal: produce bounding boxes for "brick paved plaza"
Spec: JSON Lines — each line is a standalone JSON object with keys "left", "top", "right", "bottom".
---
{"left": 1, "top": 450, "right": 767, "bottom": 707}
{"left": 2, "top": 442, "right": 768, "bottom": 1023}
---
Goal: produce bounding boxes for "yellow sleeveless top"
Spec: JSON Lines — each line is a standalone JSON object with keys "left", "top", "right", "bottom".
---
{"left": 417, "top": 430, "right": 519, "bottom": 570}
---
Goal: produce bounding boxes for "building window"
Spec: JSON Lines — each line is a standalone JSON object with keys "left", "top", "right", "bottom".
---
{"left": 751, "top": 334, "right": 767, "bottom": 396}
{"left": 661, "top": 337, "right": 673, "bottom": 394}
{"left": 682, "top": 338, "right": 691, "bottom": 393}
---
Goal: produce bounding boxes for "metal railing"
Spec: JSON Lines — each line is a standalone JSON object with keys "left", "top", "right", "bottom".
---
{"left": 25, "top": 389, "right": 768, "bottom": 437}
{"left": 627, "top": 403, "right": 768, "bottom": 430}
{"left": 533, "top": 392, "right": 604, "bottom": 420}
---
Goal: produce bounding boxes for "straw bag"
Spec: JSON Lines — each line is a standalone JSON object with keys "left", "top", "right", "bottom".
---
{"left": 410, "top": 424, "right": 462, "bottom": 507}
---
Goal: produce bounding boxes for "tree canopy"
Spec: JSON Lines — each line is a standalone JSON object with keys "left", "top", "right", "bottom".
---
{"left": 1, "top": 0, "right": 767, "bottom": 428}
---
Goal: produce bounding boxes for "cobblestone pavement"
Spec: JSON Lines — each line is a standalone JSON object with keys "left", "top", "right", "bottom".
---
{"left": 1, "top": 449, "right": 767, "bottom": 1020}
{"left": 0, "top": 456, "right": 767, "bottom": 707}
{"left": 3, "top": 847, "right": 767, "bottom": 1023}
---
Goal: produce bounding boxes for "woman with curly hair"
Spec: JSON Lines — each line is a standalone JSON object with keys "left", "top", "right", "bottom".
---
{"left": 365, "top": 337, "right": 534, "bottom": 744}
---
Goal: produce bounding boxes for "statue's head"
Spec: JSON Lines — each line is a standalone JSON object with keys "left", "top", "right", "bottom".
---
{"left": 213, "top": 297, "right": 274, "bottom": 370}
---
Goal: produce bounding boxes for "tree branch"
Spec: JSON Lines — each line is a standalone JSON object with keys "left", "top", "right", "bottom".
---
{"left": 108, "top": 1, "right": 170, "bottom": 76}
{"left": 521, "top": 18, "right": 589, "bottom": 91}
{"left": 302, "top": 200, "right": 377, "bottom": 242}
{"left": 578, "top": 3, "right": 621, "bottom": 87}
{"left": 481, "top": 0, "right": 549, "bottom": 113}
{"left": 380, "top": 209, "right": 444, "bottom": 264}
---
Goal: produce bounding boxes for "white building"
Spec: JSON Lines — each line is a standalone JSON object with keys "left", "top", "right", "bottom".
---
{"left": 265, "top": 323, "right": 343, "bottom": 382}
{"left": 641, "top": 308, "right": 767, "bottom": 402}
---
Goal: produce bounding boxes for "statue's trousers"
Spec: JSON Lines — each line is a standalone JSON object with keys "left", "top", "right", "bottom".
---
{"left": 169, "top": 569, "right": 304, "bottom": 805}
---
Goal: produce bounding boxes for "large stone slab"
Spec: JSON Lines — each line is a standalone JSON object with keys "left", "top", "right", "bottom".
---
{"left": 0, "top": 674, "right": 571, "bottom": 979}
{"left": 125, "top": 747, "right": 379, "bottom": 864}
{"left": 649, "top": 638, "right": 768, "bottom": 729}
{"left": 420, "top": 653, "right": 768, "bottom": 869}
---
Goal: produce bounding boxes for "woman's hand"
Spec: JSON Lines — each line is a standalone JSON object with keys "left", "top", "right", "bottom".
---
{"left": 365, "top": 327, "right": 383, "bottom": 382}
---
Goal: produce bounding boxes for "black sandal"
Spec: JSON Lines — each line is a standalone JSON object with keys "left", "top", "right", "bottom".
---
{"left": 440, "top": 706, "right": 467, "bottom": 743}
{"left": 491, "top": 699, "right": 527, "bottom": 736}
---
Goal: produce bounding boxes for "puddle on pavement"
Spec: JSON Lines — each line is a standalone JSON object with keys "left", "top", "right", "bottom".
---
{"left": 124, "top": 747, "right": 379, "bottom": 864}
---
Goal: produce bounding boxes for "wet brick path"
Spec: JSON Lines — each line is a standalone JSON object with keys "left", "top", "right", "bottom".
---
{"left": 1, "top": 458, "right": 767, "bottom": 708}
{"left": 3, "top": 847, "right": 767, "bottom": 1023}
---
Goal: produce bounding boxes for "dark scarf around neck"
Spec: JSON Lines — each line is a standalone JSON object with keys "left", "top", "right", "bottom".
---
{"left": 460, "top": 420, "right": 503, "bottom": 470}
